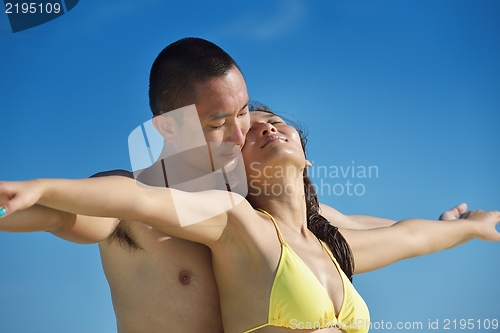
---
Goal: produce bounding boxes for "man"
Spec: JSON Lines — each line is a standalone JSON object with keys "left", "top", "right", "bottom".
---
{"left": 0, "top": 38, "right": 466, "bottom": 332}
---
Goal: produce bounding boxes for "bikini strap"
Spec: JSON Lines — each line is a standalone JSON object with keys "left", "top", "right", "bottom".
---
{"left": 318, "top": 240, "right": 337, "bottom": 265}
{"left": 243, "top": 323, "right": 269, "bottom": 333}
{"left": 257, "top": 208, "right": 285, "bottom": 244}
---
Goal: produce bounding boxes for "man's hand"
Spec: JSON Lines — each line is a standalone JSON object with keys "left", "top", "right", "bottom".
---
{"left": 439, "top": 203, "right": 468, "bottom": 220}
{"left": 0, "top": 180, "right": 44, "bottom": 217}
{"left": 460, "top": 210, "right": 500, "bottom": 242}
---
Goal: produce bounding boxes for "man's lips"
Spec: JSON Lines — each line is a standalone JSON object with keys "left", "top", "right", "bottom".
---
{"left": 209, "top": 144, "right": 241, "bottom": 159}
{"left": 261, "top": 135, "right": 287, "bottom": 148}
{"left": 219, "top": 150, "right": 240, "bottom": 158}
{"left": 220, "top": 152, "right": 238, "bottom": 158}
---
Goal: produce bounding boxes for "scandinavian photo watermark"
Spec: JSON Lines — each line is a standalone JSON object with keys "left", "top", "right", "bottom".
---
{"left": 245, "top": 160, "right": 379, "bottom": 198}
{"left": 3, "top": 0, "right": 79, "bottom": 33}
{"left": 308, "top": 161, "right": 379, "bottom": 197}
{"left": 288, "top": 318, "right": 499, "bottom": 330}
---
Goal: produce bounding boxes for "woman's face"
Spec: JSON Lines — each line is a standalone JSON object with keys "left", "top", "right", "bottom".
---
{"left": 241, "top": 111, "right": 306, "bottom": 182}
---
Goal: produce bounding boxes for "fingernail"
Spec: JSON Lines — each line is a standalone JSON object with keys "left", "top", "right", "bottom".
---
{"left": 0, "top": 208, "right": 6, "bottom": 217}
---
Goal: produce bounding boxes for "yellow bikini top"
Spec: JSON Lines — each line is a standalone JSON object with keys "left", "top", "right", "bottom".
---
{"left": 244, "top": 209, "right": 370, "bottom": 333}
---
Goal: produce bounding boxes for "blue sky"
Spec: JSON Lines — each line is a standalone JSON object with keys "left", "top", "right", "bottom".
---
{"left": 1, "top": 1, "right": 499, "bottom": 332}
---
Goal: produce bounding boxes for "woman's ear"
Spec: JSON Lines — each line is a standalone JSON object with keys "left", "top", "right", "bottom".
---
{"left": 305, "top": 160, "right": 313, "bottom": 168}
{"left": 152, "top": 113, "right": 178, "bottom": 142}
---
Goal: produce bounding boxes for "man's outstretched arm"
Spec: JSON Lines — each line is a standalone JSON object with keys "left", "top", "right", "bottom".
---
{"left": 319, "top": 203, "right": 468, "bottom": 229}
{"left": 0, "top": 204, "right": 118, "bottom": 244}
{"left": 342, "top": 209, "right": 500, "bottom": 273}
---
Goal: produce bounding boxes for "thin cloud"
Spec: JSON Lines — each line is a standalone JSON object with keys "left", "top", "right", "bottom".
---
{"left": 212, "top": 0, "right": 306, "bottom": 42}
{"left": 75, "top": 0, "right": 163, "bottom": 33}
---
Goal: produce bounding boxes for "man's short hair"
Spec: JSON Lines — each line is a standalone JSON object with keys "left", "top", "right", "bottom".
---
{"left": 149, "top": 37, "right": 241, "bottom": 116}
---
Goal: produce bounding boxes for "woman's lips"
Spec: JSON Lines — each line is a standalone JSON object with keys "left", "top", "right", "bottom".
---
{"left": 261, "top": 135, "right": 286, "bottom": 148}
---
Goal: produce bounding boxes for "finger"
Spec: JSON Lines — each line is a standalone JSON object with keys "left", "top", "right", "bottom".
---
{"left": 0, "top": 195, "right": 25, "bottom": 218}
{"left": 0, "top": 192, "right": 7, "bottom": 206}
{"left": 455, "top": 203, "right": 467, "bottom": 216}
{"left": 440, "top": 203, "right": 467, "bottom": 220}
{"left": 494, "top": 210, "right": 500, "bottom": 221}
{"left": 0, "top": 182, "right": 11, "bottom": 217}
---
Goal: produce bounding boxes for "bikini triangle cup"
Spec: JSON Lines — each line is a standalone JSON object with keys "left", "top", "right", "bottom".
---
{"left": 243, "top": 208, "right": 370, "bottom": 333}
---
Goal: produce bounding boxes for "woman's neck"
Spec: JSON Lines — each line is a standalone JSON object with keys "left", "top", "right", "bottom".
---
{"left": 247, "top": 167, "right": 308, "bottom": 230}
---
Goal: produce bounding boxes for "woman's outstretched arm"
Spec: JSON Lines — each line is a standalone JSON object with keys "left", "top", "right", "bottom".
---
{"left": 340, "top": 210, "right": 500, "bottom": 274}
{"left": 0, "top": 177, "right": 242, "bottom": 244}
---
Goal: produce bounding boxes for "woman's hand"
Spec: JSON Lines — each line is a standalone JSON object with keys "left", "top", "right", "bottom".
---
{"left": 459, "top": 210, "right": 500, "bottom": 242}
{"left": 0, "top": 179, "right": 45, "bottom": 217}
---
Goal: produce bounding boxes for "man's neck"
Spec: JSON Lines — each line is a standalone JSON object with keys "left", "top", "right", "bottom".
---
{"left": 135, "top": 145, "right": 243, "bottom": 194}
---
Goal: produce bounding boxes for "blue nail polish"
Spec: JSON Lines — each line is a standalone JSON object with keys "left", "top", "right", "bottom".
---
{"left": 0, "top": 208, "right": 6, "bottom": 217}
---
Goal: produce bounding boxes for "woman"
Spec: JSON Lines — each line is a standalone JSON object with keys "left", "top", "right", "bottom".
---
{"left": 1, "top": 110, "right": 499, "bottom": 333}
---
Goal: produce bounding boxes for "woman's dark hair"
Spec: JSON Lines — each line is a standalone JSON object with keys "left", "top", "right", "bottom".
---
{"left": 248, "top": 102, "right": 355, "bottom": 281}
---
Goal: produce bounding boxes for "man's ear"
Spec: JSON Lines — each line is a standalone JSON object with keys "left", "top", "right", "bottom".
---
{"left": 305, "top": 160, "right": 313, "bottom": 168}
{"left": 152, "top": 113, "right": 178, "bottom": 142}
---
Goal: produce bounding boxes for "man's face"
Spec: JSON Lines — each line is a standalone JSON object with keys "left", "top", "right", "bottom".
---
{"left": 179, "top": 66, "right": 250, "bottom": 171}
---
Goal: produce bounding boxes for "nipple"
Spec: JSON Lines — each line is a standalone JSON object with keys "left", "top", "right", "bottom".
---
{"left": 178, "top": 270, "right": 192, "bottom": 285}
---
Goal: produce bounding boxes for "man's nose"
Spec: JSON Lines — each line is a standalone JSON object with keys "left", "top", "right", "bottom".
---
{"left": 224, "top": 122, "right": 246, "bottom": 147}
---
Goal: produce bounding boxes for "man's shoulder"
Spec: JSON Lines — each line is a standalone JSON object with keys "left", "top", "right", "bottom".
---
{"left": 90, "top": 169, "right": 145, "bottom": 250}
{"left": 90, "top": 169, "right": 134, "bottom": 179}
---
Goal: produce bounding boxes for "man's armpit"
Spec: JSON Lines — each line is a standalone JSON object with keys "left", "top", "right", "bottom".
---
{"left": 107, "top": 219, "right": 143, "bottom": 251}
{"left": 90, "top": 170, "right": 142, "bottom": 249}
